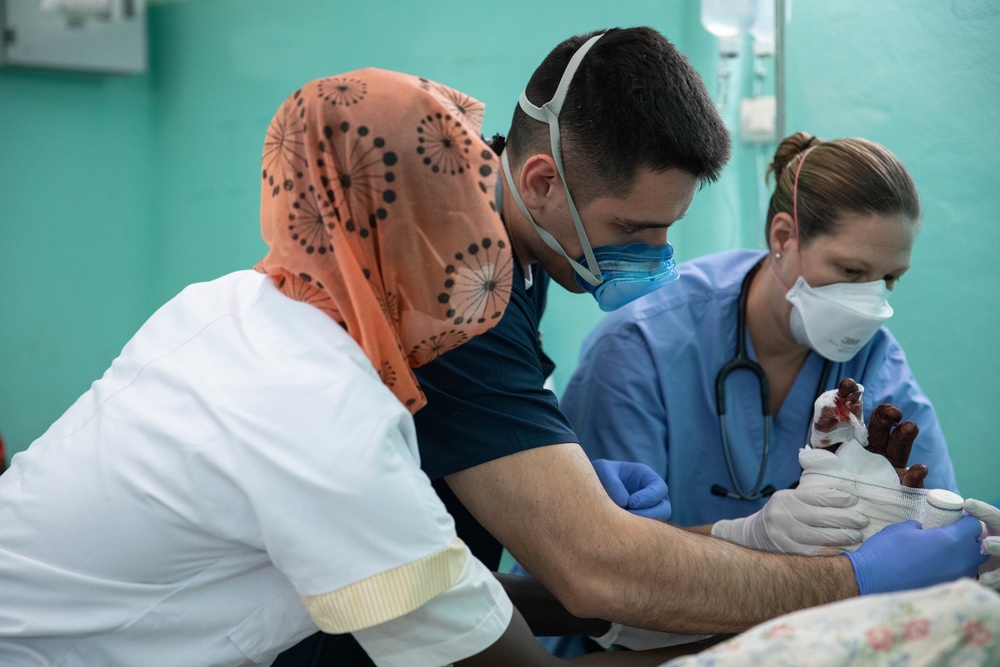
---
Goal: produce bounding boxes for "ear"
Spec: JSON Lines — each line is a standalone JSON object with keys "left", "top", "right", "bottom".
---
{"left": 768, "top": 212, "right": 798, "bottom": 256}
{"left": 518, "top": 154, "right": 563, "bottom": 210}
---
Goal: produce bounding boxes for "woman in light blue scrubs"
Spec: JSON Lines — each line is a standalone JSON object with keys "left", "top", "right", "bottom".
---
{"left": 561, "top": 131, "right": 957, "bottom": 535}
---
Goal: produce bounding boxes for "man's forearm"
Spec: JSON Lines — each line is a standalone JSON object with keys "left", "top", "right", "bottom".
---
{"left": 593, "top": 514, "right": 858, "bottom": 633}
{"left": 446, "top": 443, "right": 858, "bottom": 635}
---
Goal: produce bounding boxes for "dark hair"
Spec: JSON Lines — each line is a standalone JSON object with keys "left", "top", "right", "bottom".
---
{"left": 765, "top": 132, "right": 921, "bottom": 243}
{"left": 506, "top": 27, "right": 731, "bottom": 204}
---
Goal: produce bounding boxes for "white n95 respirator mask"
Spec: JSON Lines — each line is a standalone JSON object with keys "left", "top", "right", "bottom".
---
{"left": 786, "top": 277, "right": 892, "bottom": 362}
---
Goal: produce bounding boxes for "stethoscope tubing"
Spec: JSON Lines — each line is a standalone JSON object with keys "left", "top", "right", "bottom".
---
{"left": 713, "top": 258, "right": 831, "bottom": 501}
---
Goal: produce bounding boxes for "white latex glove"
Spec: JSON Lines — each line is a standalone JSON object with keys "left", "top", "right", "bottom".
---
{"left": 711, "top": 486, "right": 869, "bottom": 555}
{"left": 964, "top": 498, "right": 1000, "bottom": 589}
{"left": 590, "top": 622, "right": 712, "bottom": 650}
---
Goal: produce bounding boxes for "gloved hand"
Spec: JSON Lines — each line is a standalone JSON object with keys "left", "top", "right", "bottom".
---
{"left": 591, "top": 459, "right": 671, "bottom": 522}
{"left": 845, "top": 515, "right": 988, "bottom": 595}
{"left": 711, "top": 486, "right": 868, "bottom": 555}
{"left": 964, "top": 498, "right": 1000, "bottom": 589}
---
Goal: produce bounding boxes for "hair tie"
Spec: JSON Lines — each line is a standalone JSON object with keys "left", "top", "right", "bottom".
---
{"left": 487, "top": 133, "right": 506, "bottom": 156}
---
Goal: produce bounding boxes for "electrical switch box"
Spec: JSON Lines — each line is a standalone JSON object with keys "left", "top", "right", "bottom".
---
{"left": 740, "top": 95, "right": 777, "bottom": 143}
{"left": 0, "top": 0, "right": 147, "bottom": 74}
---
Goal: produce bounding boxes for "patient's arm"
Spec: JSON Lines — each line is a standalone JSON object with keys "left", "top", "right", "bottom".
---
{"left": 491, "top": 572, "right": 730, "bottom": 661}
{"left": 455, "top": 601, "right": 696, "bottom": 666}
{"left": 493, "top": 572, "right": 609, "bottom": 637}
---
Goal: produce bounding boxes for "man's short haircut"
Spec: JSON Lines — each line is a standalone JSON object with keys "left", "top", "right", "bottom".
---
{"left": 507, "top": 27, "right": 731, "bottom": 204}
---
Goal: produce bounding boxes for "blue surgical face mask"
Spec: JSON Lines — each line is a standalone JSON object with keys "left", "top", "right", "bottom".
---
{"left": 499, "top": 32, "right": 680, "bottom": 311}
{"left": 575, "top": 243, "right": 679, "bottom": 312}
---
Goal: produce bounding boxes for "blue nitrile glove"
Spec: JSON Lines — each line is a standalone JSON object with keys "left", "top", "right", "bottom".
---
{"left": 845, "top": 516, "right": 988, "bottom": 595}
{"left": 592, "top": 459, "right": 671, "bottom": 522}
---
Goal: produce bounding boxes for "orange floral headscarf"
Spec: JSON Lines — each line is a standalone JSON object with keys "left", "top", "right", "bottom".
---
{"left": 256, "top": 68, "right": 512, "bottom": 413}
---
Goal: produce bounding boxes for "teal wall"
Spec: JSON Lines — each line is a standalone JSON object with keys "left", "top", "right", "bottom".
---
{"left": 1, "top": 0, "right": 996, "bottom": 500}
{"left": 780, "top": 0, "right": 1000, "bottom": 503}
{"left": 0, "top": 68, "right": 154, "bottom": 454}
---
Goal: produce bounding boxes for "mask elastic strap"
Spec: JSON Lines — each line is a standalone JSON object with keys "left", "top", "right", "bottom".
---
{"left": 501, "top": 151, "right": 599, "bottom": 281}
{"left": 514, "top": 32, "right": 605, "bottom": 286}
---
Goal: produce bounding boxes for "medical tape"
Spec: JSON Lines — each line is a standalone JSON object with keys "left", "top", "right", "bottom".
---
{"left": 809, "top": 386, "right": 869, "bottom": 449}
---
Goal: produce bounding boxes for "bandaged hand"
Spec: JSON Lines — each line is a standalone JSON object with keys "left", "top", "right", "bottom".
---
{"left": 811, "top": 378, "right": 927, "bottom": 488}
{"left": 964, "top": 498, "right": 1000, "bottom": 590}
{"left": 711, "top": 486, "right": 868, "bottom": 555}
{"left": 591, "top": 459, "right": 672, "bottom": 522}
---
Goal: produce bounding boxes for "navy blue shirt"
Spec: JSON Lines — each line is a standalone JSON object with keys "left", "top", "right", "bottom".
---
{"left": 414, "top": 256, "right": 578, "bottom": 568}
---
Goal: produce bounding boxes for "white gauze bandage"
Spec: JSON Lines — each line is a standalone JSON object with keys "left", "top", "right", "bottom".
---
{"left": 809, "top": 385, "right": 869, "bottom": 449}
{"left": 797, "top": 384, "right": 965, "bottom": 551}
{"left": 798, "top": 442, "right": 928, "bottom": 550}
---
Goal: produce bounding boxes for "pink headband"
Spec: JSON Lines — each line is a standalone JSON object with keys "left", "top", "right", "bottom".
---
{"left": 791, "top": 145, "right": 818, "bottom": 253}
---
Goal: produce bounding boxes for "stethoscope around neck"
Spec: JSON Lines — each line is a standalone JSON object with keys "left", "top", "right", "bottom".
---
{"left": 712, "top": 259, "right": 832, "bottom": 501}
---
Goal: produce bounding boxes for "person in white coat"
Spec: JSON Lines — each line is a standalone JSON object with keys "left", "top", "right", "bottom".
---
{"left": 0, "top": 68, "right": 674, "bottom": 667}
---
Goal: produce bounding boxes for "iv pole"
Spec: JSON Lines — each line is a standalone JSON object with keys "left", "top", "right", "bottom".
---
{"left": 775, "top": 0, "right": 787, "bottom": 140}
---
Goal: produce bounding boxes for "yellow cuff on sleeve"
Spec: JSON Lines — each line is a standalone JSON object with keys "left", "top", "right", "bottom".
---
{"left": 301, "top": 537, "right": 468, "bottom": 634}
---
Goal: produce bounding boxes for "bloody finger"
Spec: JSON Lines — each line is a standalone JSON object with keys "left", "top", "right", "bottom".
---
{"left": 866, "top": 404, "right": 902, "bottom": 455}
{"left": 885, "top": 421, "right": 918, "bottom": 469}
{"left": 899, "top": 463, "right": 928, "bottom": 489}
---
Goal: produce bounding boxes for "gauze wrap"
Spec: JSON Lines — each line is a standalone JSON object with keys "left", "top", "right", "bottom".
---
{"left": 798, "top": 442, "right": 929, "bottom": 550}
{"left": 809, "top": 383, "right": 869, "bottom": 449}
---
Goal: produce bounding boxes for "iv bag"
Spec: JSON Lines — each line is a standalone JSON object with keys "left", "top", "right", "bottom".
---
{"left": 750, "top": 0, "right": 775, "bottom": 56}
{"left": 701, "top": 0, "right": 755, "bottom": 54}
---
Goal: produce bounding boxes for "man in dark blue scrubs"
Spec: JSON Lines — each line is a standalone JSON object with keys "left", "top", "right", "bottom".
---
{"left": 276, "top": 26, "right": 988, "bottom": 666}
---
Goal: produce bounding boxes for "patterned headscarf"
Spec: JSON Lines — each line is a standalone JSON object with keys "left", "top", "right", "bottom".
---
{"left": 256, "top": 68, "right": 512, "bottom": 413}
